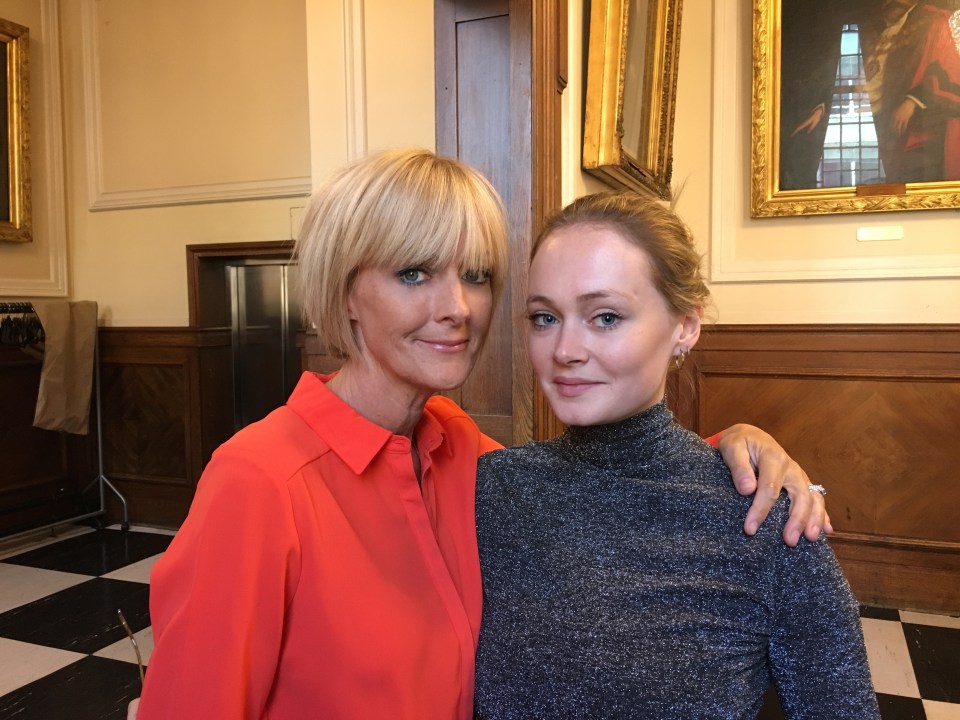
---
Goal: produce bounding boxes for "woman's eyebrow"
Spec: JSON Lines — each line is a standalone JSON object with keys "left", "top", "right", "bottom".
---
{"left": 527, "top": 290, "right": 620, "bottom": 305}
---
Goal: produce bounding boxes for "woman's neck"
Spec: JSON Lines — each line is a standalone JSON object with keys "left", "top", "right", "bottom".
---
{"left": 326, "top": 364, "right": 430, "bottom": 438}
{"left": 557, "top": 400, "right": 674, "bottom": 475}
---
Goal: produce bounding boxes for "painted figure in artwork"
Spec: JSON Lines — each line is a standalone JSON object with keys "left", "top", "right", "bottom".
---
{"left": 780, "top": 0, "right": 960, "bottom": 189}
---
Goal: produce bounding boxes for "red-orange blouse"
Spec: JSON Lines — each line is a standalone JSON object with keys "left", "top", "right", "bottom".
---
{"left": 138, "top": 372, "right": 501, "bottom": 720}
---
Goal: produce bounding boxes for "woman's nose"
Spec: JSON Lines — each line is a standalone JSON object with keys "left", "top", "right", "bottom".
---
{"left": 553, "top": 323, "right": 587, "bottom": 364}
{"left": 435, "top": 270, "right": 470, "bottom": 322}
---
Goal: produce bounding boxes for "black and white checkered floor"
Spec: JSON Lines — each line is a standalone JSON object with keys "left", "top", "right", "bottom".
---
{"left": 0, "top": 526, "right": 957, "bottom": 719}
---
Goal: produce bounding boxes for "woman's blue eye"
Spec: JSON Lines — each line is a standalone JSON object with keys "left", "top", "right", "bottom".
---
{"left": 595, "top": 312, "right": 620, "bottom": 328}
{"left": 398, "top": 268, "right": 427, "bottom": 284}
{"left": 529, "top": 312, "right": 558, "bottom": 328}
{"left": 462, "top": 268, "right": 491, "bottom": 284}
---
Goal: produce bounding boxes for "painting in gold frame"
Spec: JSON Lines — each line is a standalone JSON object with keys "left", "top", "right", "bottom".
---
{"left": 752, "top": 0, "right": 960, "bottom": 217}
{"left": 582, "top": 0, "right": 682, "bottom": 200}
{"left": 0, "top": 17, "right": 29, "bottom": 243}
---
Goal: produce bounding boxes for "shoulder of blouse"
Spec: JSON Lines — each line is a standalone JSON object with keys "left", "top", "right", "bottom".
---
{"left": 424, "top": 393, "right": 472, "bottom": 424}
{"left": 207, "top": 404, "right": 332, "bottom": 486}
{"left": 425, "top": 394, "right": 503, "bottom": 455}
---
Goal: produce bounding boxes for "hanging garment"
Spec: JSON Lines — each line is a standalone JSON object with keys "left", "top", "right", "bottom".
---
{"left": 32, "top": 300, "right": 98, "bottom": 435}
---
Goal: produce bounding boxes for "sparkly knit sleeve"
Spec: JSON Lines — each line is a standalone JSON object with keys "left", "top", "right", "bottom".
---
{"left": 766, "top": 537, "right": 881, "bottom": 718}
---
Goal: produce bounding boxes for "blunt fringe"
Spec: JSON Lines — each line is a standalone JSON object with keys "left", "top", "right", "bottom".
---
{"left": 295, "top": 148, "right": 509, "bottom": 359}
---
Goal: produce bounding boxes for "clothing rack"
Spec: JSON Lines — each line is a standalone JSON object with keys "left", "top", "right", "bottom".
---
{"left": 0, "top": 301, "right": 129, "bottom": 541}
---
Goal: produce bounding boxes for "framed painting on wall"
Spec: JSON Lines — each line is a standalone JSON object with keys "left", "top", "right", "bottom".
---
{"left": 582, "top": 0, "right": 682, "bottom": 199}
{"left": 751, "top": 0, "right": 960, "bottom": 217}
{"left": 0, "top": 17, "right": 29, "bottom": 242}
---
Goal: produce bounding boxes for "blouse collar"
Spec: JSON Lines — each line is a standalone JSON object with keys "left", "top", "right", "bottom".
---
{"left": 286, "top": 372, "right": 446, "bottom": 475}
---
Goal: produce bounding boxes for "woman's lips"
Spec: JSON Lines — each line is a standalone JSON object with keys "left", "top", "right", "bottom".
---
{"left": 552, "top": 378, "right": 599, "bottom": 398}
{"left": 419, "top": 338, "right": 470, "bottom": 352}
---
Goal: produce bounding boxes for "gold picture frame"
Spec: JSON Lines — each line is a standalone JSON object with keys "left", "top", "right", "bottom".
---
{"left": 752, "top": 0, "right": 960, "bottom": 217}
{"left": 0, "top": 17, "right": 29, "bottom": 242}
{"left": 582, "top": 0, "right": 682, "bottom": 199}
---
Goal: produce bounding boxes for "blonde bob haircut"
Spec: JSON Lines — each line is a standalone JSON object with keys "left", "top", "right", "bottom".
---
{"left": 533, "top": 191, "right": 711, "bottom": 318}
{"left": 296, "top": 148, "right": 509, "bottom": 360}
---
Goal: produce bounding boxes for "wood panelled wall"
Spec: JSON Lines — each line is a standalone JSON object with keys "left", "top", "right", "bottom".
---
{"left": 673, "top": 324, "right": 960, "bottom": 615}
{"left": 7, "top": 321, "right": 955, "bottom": 613}
{"left": 0, "top": 348, "right": 84, "bottom": 537}
{"left": 96, "top": 328, "right": 234, "bottom": 527}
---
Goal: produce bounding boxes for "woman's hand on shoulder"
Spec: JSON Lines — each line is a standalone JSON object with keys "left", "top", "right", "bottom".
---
{"left": 717, "top": 423, "right": 832, "bottom": 547}
{"left": 127, "top": 698, "right": 140, "bottom": 720}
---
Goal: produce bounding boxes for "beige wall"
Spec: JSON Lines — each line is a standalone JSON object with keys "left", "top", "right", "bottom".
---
{"left": 61, "top": 0, "right": 312, "bottom": 326}
{"left": 565, "top": 1, "right": 960, "bottom": 323}
{"left": 305, "top": 0, "right": 435, "bottom": 183}
{"left": 1, "top": 0, "right": 435, "bottom": 326}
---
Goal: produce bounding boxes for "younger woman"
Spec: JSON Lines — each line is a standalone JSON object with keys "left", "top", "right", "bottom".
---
{"left": 474, "top": 192, "right": 879, "bottom": 719}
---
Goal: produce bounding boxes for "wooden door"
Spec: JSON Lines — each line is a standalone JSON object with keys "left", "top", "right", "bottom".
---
{"left": 435, "top": 0, "right": 564, "bottom": 445}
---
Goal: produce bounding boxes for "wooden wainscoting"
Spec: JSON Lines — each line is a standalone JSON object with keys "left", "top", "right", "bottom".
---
{"left": 96, "top": 328, "right": 234, "bottom": 527}
{"left": 0, "top": 347, "right": 85, "bottom": 537}
{"left": 673, "top": 324, "right": 960, "bottom": 615}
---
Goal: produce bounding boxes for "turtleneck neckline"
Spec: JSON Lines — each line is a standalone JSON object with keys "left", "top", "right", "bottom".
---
{"left": 553, "top": 399, "right": 676, "bottom": 476}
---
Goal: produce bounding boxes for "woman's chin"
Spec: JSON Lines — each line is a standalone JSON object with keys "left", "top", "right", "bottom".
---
{"left": 422, "top": 370, "right": 473, "bottom": 395}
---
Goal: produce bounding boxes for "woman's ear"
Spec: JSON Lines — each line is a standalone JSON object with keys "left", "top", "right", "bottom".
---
{"left": 346, "top": 287, "right": 359, "bottom": 322}
{"left": 676, "top": 309, "right": 702, "bottom": 351}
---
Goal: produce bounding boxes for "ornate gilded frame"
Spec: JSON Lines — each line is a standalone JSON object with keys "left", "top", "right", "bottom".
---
{"left": 582, "top": 0, "right": 682, "bottom": 199}
{"left": 752, "top": 0, "right": 960, "bottom": 217}
{"left": 0, "top": 17, "right": 29, "bottom": 242}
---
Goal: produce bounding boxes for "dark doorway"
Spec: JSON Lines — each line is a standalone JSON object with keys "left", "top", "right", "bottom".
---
{"left": 187, "top": 241, "right": 303, "bottom": 431}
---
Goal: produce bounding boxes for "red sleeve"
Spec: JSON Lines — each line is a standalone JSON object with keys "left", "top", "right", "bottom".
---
{"left": 138, "top": 450, "right": 301, "bottom": 720}
{"left": 479, "top": 433, "right": 504, "bottom": 455}
{"left": 910, "top": 10, "right": 960, "bottom": 111}
{"left": 705, "top": 432, "right": 722, "bottom": 449}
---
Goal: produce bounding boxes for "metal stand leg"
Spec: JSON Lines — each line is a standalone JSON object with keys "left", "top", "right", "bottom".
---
{"left": 82, "top": 334, "right": 129, "bottom": 530}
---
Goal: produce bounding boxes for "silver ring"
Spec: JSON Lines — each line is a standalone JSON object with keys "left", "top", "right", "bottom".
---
{"left": 808, "top": 484, "right": 827, "bottom": 496}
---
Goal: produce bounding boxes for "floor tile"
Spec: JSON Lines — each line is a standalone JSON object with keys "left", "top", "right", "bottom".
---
{"left": 0, "top": 637, "right": 86, "bottom": 697}
{"left": 1, "top": 529, "right": 172, "bottom": 576}
{"left": 93, "top": 625, "right": 154, "bottom": 668}
{"left": 876, "top": 693, "right": 928, "bottom": 719}
{"left": 900, "top": 611, "right": 960, "bottom": 630}
{"left": 861, "top": 605, "right": 902, "bottom": 621}
{"left": 101, "top": 553, "right": 163, "bottom": 584}
{"left": 861, "top": 618, "right": 921, "bottom": 698}
{"left": 923, "top": 699, "right": 960, "bottom": 720}
{"left": 0, "top": 563, "right": 92, "bottom": 614}
{"left": 903, "top": 623, "right": 960, "bottom": 704}
{"left": 0, "top": 655, "right": 142, "bottom": 720}
{"left": 0, "top": 578, "right": 150, "bottom": 655}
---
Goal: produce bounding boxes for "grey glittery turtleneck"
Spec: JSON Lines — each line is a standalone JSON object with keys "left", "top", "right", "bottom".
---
{"left": 473, "top": 401, "right": 879, "bottom": 719}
